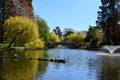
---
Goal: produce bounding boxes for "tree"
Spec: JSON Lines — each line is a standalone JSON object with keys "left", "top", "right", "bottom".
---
{"left": 53, "top": 26, "right": 62, "bottom": 40}
{"left": 3, "top": 16, "right": 44, "bottom": 48}
{"left": 63, "top": 28, "right": 74, "bottom": 41}
{"left": 66, "top": 32, "right": 85, "bottom": 46}
{"left": 0, "top": 0, "right": 34, "bottom": 43}
{"left": 27, "top": 0, "right": 33, "bottom": 7}
{"left": 49, "top": 32, "right": 61, "bottom": 42}
{"left": 15, "top": 0, "right": 34, "bottom": 19}
{"left": 0, "top": 0, "right": 16, "bottom": 43}
{"left": 35, "top": 16, "right": 50, "bottom": 44}
{"left": 96, "top": 0, "right": 120, "bottom": 45}
{"left": 84, "top": 26, "right": 102, "bottom": 48}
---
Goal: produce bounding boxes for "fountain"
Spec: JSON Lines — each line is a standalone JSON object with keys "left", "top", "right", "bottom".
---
{"left": 102, "top": 45, "right": 120, "bottom": 54}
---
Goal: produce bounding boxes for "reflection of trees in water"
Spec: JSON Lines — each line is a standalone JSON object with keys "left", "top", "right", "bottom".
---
{"left": 0, "top": 49, "right": 4, "bottom": 79}
{"left": 35, "top": 50, "right": 49, "bottom": 79}
{"left": 86, "top": 56, "right": 120, "bottom": 80}
{"left": 0, "top": 49, "right": 48, "bottom": 80}
{"left": 98, "top": 56, "right": 120, "bottom": 80}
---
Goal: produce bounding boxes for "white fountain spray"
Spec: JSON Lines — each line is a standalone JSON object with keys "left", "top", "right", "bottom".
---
{"left": 103, "top": 45, "right": 120, "bottom": 54}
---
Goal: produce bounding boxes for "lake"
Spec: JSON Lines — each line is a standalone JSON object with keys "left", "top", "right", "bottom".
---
{"left": 0, "top": 49, "right": 120, "bottom": 80}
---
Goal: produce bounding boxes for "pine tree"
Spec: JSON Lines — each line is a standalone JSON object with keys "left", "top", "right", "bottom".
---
{"left": 96, "top": 0, "right": 120, "bottom": 45}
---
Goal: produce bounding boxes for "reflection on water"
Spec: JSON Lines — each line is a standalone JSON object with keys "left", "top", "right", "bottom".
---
{"left": 98, "top": 56, "right": 120, "bottom": 80}
{"left": 0, "top": 49, "right": 48, "bottom": 80}
{"left": 0, "top": 49, "right": 120, "bottom": 80}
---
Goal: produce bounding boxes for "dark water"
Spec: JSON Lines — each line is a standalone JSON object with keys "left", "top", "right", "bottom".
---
{"left": 0, "top": 49, "right": 120, "bottom": 80}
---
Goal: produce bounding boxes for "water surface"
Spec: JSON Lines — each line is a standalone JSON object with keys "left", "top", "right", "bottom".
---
{"left": 0, "top": 49, "right": 120, "bottom": 80}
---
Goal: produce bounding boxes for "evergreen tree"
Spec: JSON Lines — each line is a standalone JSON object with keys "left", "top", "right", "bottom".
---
{"left": 96, "top": 0, "right": 120, "bottom": 45}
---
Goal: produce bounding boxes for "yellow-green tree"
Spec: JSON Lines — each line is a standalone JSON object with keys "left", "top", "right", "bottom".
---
{"left": 49, "top": 32, "right": 61, "bottom": 42}
{"left": 3, "top": 16, "right": 44, "bottom": 48}
{"left": 66, "top": 32, "right": 85, "bottom": 45}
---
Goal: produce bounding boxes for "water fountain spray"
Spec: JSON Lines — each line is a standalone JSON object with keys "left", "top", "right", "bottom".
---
{"left": 103, "top": 45, "right": 120, "bottom": 54}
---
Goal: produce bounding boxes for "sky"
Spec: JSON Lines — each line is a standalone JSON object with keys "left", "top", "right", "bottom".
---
{"left": 32, "top": 0, "right": 101, "bottom": 31}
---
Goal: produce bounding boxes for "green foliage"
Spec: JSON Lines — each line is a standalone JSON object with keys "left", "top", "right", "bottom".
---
{"left": 25, "top": 39, "right": 44, "bottom": 49}
{"left": 35, "top": 16, "right": 50, "bottom": 44}
{"left": 0, "top": 44, "right": 9, "bottom": 48}
{"left": 3, "top": 16, "right": 44, "bottom": 48}
{"left": 84, "top": 26, "right": 102, "bottom": 48}
{"left": 27, "top": 0, "right": 33, "bottom": 7}
{"left": 96, "top": 0, "right": 120, "bottom": 45}
{"left": 63, "top": 28, "right": 74, "bottom": 41}
{"left": 53, "top": 26, "right": 62, "bottom": 40}
{"left": 66, "top": 32, "right": 85, "bottom": 45}
{"left": 49, "top": 32, "right": 61, "bottom": 42}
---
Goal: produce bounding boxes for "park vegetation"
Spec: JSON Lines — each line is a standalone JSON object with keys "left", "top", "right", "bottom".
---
{"left": 84, "top": 26, "right": 102, "bottom": 49}
{"left": 63, "top": 28, "right": 75, "bottom": 41}
{"left": 66, "top": 32, "right": 85, "bottom": 48}
{"left": 0, "top": 15, "right": 108, "bottom": 49}
{"left": 96, "top": 0, "right": 120, "bottom": 45}
{"left": 3, "top": 16, "right": 44, "bottom": 49}
{"left": 0, "top": 0, "right": 119, "bottom": 49}
{"left": 53, "top": 26, "right": 62, "bottom": 40}
{"left": 49, "top": 32, "right": 61, "bottom": 42}
{"left": 0, "top": 0, "right": 34, "bottom": 43}
{"left": 62, "top": 26, "right": 102, "bottom": 49}
{"left": 1, "top": 15, "right": 61, "bottom": 49}
{"left": 35, "top": 16, "right": 50, "bottom": 44}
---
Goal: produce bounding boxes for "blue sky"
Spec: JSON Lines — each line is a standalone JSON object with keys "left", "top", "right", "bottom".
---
{"left": 32, "top": 0, "right": 101, "bottom": 31}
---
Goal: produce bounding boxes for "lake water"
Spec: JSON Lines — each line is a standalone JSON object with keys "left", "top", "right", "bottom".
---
{"left": 0, "top": 49, "right": 120, "bottom": 80}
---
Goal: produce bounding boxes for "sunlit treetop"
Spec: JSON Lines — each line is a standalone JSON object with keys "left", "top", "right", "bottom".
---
{"left": 3, "top": 16, "right": 39, "bottom": 46}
